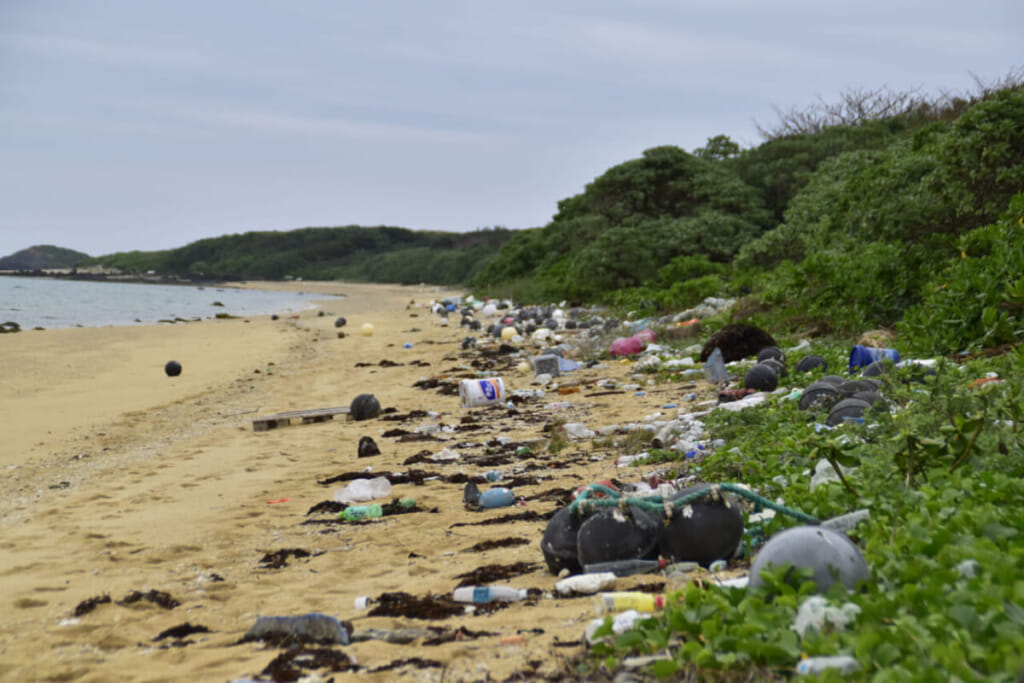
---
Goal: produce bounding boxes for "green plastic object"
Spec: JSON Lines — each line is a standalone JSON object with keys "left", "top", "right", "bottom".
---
{"left": 340, "top": 504, "right": 383, "bottom": 521}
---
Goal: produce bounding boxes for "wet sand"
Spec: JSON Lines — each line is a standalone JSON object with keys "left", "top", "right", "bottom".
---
{"left": 0, "top": 281, "right": 714, "bottom": 682}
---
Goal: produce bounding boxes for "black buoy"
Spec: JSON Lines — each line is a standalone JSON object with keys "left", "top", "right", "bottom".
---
{"left": 795, "top": 355, "right": 828, "bottom": 373}
{"left": 826, "top": 398, "right": 872, "bottom": 427}
{"left": 576, "top": 505, "right": 661, "bottom": 566}
{"left": 744, "top": 363, "right": 779, "bottom": 392}
{"left": 541, "top": 506, "right": 586, "bottom": 575}
{"left": 358, "top": 436, "right": 380, "bottom": 458}
{"left": 660, "top": 485, "right": 745, "bottom": 566}
{"left": 799, "top": 381, "right": 841, "bottom": 411}
{"left": 759, "top": 357, "right": 787, "bottom": 379}
{"left": 164, "top": 360, "right": 182, "bottom": 377}
{"left": 349, "top": 393, "right": 381, "bottom": 421}
{"left": 757, "top": 346, "right": 785, "bottom": 363}
{"left": 334, "top": 316, "right": 347, "bottom": 328}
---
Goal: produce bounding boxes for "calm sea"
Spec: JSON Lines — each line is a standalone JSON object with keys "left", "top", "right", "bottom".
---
{"left": 0, "top": 276, "right": 337, "bottom": 330}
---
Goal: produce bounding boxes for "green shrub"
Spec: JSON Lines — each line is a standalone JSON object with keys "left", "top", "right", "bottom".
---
{"left": 898, "top": 193, "right": 1024, "bottom": 354}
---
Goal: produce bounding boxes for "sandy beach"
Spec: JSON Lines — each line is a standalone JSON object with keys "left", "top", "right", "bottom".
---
{"left": 0, "top": 281, "right": 716, "bottom": 682}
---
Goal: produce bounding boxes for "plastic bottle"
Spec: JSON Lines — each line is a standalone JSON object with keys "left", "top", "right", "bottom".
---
{"left": 353, "top": 596, "right": 375, "bottom": 609}
{"left": 339, "top": 504, "right": 383, "bottom": 521}
{"left": 583, "top": 558, "right": 667, "bottom": 577}
{"left": 593, "top": 592, "right": 665, "bottom": 616}
{"left": 478, "top": 488, "right": 516, "bottom": 509}
{"left": 484, "top": 470, "right": 503, "bottom": 482}
{"left": 555, "top": 572, "right": 617, "bottom": 595}
{"left": 452, "top": 585, "right": 527, "bottom": 604}
{"left": 796, "top": 655, "right": 859, "bottom": 675}
{"left": 703, "top": 347, "right": 728, "bottom": 384}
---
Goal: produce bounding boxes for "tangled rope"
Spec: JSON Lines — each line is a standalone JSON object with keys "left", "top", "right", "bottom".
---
{"left": 568, "top": 482, "right": 819, "bottom": 525}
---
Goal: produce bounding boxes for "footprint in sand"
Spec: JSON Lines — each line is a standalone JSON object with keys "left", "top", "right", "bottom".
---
{"left": 14, "top": 597, "right": 47, "bottom": 608}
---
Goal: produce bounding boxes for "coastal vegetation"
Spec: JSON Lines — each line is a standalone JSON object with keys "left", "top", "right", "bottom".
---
{"left": 17, "top": 71, "right": 1010, "bottom": 359}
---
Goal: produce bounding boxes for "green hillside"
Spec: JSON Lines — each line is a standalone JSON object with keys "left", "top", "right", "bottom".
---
{"left": 81, "top": 225, "right": 514, "bottom": 286}
{"left": 0, "top": 245, "right": 92, "bottom": 270}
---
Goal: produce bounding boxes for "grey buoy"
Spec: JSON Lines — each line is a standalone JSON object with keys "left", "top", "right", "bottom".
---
{"left": 749, "top": 526, "right": 870, "bottom": 594}
{"left": 164, "top": 361, "right": 182, "bottom": 377}
{"left": 349, "top": 393, "right": 381, "bottom": 421}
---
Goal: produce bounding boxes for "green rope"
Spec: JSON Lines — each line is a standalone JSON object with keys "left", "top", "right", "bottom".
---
{"left": 568, "top": 482, "right": 819, "bottom": 525}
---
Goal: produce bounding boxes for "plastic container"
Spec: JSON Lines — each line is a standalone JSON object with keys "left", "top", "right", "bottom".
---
{"left": 459, "top": 378, "right": 506, "bottom": 408}
{"left": 593, "top": 592, "right": 665, "bottom": 616}
{"left": 849, "top": 345, "right": 899, "bottom": 373}
{"left": 555, "top": 572, "right": 617, "bottom": 595}
{"left": 583, "top": 558, "right": 667, "bottom": 576}
{"left": 333, "top": 476, "right": 392, "bottom": 504}
{"left": 796, "top": 655, "right": 859, "bottom": 675}
{"left": 703, "top": 347, "right": 727, "bottom": 384}
{"left": 339, "top": 504, "right": 383, "bottom": 521}
{"left": 452, "top": 585, "right": 527, "bottom": 604}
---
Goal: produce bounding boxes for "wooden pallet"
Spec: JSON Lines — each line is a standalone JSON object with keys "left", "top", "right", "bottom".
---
{"left": 252, "top": 406, "right": 351, "bottom": 432}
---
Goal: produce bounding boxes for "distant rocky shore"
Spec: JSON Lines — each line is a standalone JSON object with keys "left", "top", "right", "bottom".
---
{"left": 0, "top": 268, "right": 237, "bottom": 287}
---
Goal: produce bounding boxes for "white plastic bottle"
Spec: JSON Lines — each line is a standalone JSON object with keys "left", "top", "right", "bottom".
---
{"left": 452, "top": 585, "right": 527, "bottom": 604}
{"left": 796, "top": 655, "right": 859, "bottom": 675}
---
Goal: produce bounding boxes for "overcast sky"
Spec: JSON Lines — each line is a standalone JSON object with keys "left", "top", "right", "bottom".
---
{"left": 1, "top": 1, "right": 1020, "bottom": 258}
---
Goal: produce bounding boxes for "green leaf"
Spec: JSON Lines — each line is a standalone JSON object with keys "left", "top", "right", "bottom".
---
{"left": 650, "top": 659, "right": 679, "bottom": 678}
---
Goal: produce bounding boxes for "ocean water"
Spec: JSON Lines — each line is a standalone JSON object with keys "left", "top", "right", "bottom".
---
{"left": 0, "top": 276, "right": 337, "bottom": 330}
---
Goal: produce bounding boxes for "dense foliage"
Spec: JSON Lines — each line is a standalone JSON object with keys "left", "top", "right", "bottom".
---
{"left": 584, "top": 345, "right": 1024, "bottom": 681}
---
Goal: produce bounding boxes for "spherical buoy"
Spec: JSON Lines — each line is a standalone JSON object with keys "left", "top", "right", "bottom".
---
{"left": 796, "top": 355, "right": 828, "bottom": 373}
{"left": 350, "top": 393, "right": 381, "bottom": 421}
{"left": 360, "top": 322, "right": 375, "bottom": 336}
{"left": 541, "top": 507, "right": 585, "bottom": 576}
{"left": 757, "top": 346, "right": 785, "bottom": 363}
{"left": 660, "top": 486, "right": 744, "bottom": 566}
{"left": 576, "top": 505, "right": 661, "bottom": 566}
{"left": 799, "top": 381, "right": 841, "bottom": 411}
{"left": 744, "top": 363, "right": 779, "bottom": 391}
{"left": 749, "top": 526, "right": 870, "bottom": 594}
{"left": 164, "top": 361, "right": 182, "bottom": 377}
{"left": 826, "top": 398, "right": 872, "bottom": 426}
{"left": 759, "top": 357, "right": 787, "bottom": 378}
{"left": 500, "top": 325, "right": 518, "bottom": 341}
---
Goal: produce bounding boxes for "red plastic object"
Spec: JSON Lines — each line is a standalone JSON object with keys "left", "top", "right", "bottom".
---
{"left": 609, "top": 336, "right": 644, "bottom": 357}
{"left": 633, "top": 328, "right": 657, "bottom": 343}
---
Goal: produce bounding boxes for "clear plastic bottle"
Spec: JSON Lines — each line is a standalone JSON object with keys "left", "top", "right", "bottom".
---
{"left": 583, "top": 558, "right": 667, "bottom": 577}
{"left": 339, "top": 504, "right": 383, "bottom": 521}
{"left": 593, "top": 592, "right": 665, "bottom": 615}
{"left": 796, "top": 655, "right": 859, "bottom": 675}
{"left": 452, "top": 585, "right": 527, "bottom": 603}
